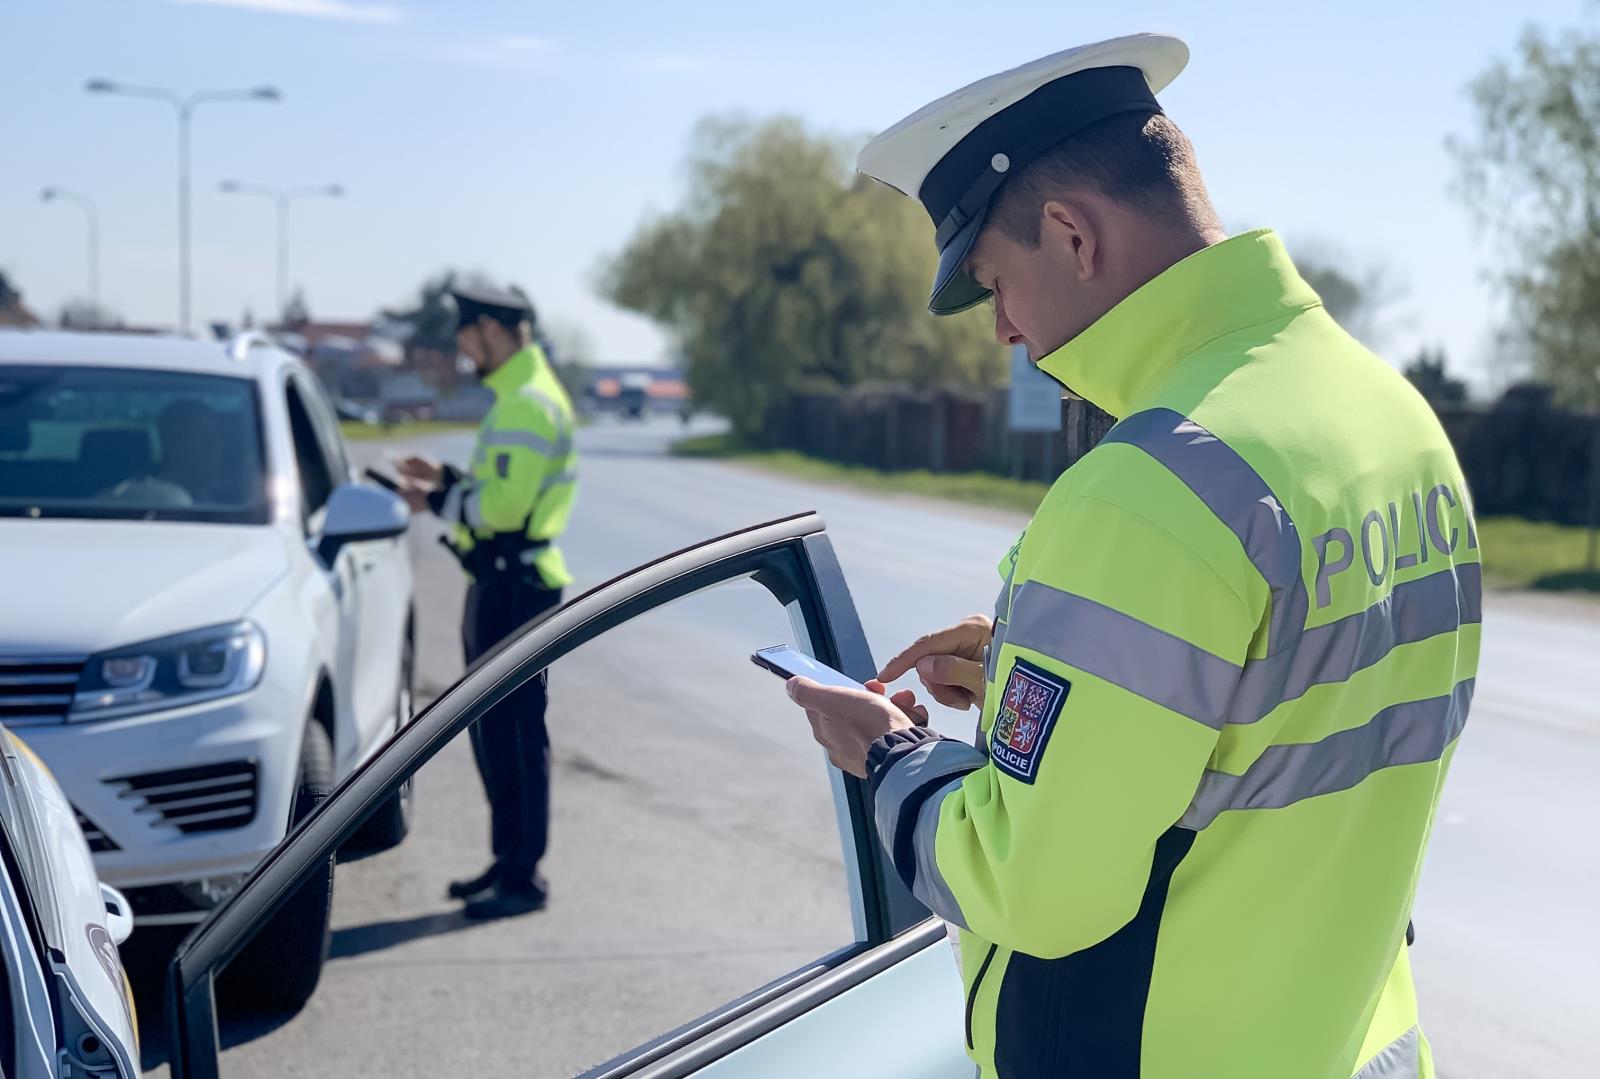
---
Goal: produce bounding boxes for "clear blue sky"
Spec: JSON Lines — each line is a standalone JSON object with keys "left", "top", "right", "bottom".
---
{"left": 1, "top": 0, "right": 1591, "bottom": 389}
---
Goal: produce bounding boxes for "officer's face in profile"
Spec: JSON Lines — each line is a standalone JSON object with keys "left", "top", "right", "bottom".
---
{"left": 456, "top": 324, "right": 489, "bottom": 373}
{"left": 967, "top": 194, "right": 1124, "bottom": 362}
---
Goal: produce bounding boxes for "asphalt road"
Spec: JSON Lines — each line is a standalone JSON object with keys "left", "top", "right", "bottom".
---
{"left": 136, "top": 414, "right": 1598, "bottom": 1078}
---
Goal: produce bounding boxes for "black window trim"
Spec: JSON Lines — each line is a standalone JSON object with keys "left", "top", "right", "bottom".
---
{"left": 296, "top": 373, "right": 352, "bottom": 487}
{"left": 280, "top": 372, "right": 339, "bottom": 532}
{"left": 164, "top": 512, "right": 930, "bottom": 1079}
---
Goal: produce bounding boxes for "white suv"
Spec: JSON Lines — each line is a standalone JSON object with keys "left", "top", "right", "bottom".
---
{"left": 0, "top": 329, "right": 415, "bottom": 1010}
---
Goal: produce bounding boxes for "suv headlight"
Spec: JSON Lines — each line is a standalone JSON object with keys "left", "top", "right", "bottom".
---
{"left": 71, "top": 621, "right": 266, "bottom": 721}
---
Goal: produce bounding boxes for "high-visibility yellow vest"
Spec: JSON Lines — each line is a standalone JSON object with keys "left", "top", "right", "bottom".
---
{"left": 869, "top": 230, "right": 1478, "bottom": 1078}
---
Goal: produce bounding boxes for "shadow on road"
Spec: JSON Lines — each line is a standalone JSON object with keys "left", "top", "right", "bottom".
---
{"left": 126, "top": 910, "right": 491, "bottom": 1067}
{"left": 329, "top": 907, "right": 483, "bottom": 960}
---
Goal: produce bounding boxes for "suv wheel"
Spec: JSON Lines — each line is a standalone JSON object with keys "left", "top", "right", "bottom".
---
{"left": 219, "top": 720, "right": 334, "bottom": 1015}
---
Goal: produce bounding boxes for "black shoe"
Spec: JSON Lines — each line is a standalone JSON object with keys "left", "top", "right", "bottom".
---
{"left": 462, "top": 881, "right": 547, "bottom": 921}
{"left": 446, "top": 866, "right": 499, "bottom": 901}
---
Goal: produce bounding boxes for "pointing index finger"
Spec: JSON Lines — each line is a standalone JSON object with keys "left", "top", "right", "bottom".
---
{"left": 878, "top": 624, "right": 968, "bottom": 683}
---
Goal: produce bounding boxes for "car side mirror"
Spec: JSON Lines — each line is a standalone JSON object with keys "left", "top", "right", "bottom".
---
{"left": 318, "top": 483, "right": 408, "bottom": 564}
{"left": 101, "top": 883, "right": 134, "bottom": 945}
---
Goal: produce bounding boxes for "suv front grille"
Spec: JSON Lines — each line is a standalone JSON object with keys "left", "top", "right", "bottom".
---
{"left": 109, "top": 760, "right": 259, "bottom": 834}
{"left": 72, "top": 805, "right": 119, "bottom": 853}
{"left": 0, "top": 656, "right": 85, "bottom": 727}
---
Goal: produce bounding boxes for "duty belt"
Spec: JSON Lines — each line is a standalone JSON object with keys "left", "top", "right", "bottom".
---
{"left": 439, "top": 532, "right": 552, "bottom": 577}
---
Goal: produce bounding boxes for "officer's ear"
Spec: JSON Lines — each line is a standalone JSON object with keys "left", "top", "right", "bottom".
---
{"left": 1039, "top": 197, "right": 1100, "bottom": 282}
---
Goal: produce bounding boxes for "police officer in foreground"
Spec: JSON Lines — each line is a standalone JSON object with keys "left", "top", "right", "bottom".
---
{"left": 788, "top": 35, "right": 1479, "bottom": 1078}
{"left": 397, "top": 285, "right": 578, "bottom": 920}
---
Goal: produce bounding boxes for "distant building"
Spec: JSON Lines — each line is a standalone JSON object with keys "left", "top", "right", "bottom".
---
{"left": 270, "top": 320, "right": 411, "bottom": 412}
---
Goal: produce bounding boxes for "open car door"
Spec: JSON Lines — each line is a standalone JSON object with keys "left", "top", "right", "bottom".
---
{"left": 164, "top": 514, "right": 972, "bottom": 1079}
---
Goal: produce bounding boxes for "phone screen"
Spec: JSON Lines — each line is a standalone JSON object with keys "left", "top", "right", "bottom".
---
{"left": 751, "top": 645, "right": 862, "bottom": 690}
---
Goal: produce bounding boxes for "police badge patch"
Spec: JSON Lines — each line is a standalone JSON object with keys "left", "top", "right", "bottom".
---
{"left": 990, "top": 658, "right": 1070, "bottom": 784}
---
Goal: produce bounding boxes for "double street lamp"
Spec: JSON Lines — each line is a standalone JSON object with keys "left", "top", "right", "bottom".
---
{"left": 218, "top": 181, "right": 345, "bottom": 322}
{"left": 85, "top": 79, "right": 280, "bottom": 332}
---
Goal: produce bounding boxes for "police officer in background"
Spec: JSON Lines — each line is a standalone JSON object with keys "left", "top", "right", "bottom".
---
{"left": 397, "top": 285, "right": 578, "bottom": 920}
{"left": 787, "top": 35, "right": 1479, "bottom": 1078}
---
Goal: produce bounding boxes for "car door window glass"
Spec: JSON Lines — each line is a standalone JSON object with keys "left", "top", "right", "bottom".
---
{"left": 198, "top": 574, "right": 861, "bottom": 1079}
{"left": 300, "top": 378, "right": 351, "bottom": 485}
{"left": 284, "top": 381, "right": 336, "bottom": 523}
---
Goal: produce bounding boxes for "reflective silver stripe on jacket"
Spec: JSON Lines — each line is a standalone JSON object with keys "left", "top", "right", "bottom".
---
{"left": 482, "top": 428, "right": 559, "bottom": 456}
{"left": 1229, "top": 563, "right": 1482, "bottom": 726}
{"left": 874, "top": 739, "right": 986, "bottom": 848}
{"left": 1352, "top": 1027, "right": 1421, "bottom": 1079}
{"left": 873, "top": 739, "right": 985, "bottom": 928}
{"left": 987, "top": 545, "right": 1020, "bottom": 685}
{"left": 1180, "top": 680, "right": 1473, "bottom": 829}
{"left": 1102, "top": 408, "right": 1308, "bottom": 662}
{"left": 441, "top": 481, "right": 467, "bottom": 525}
{"left": 1004, "top": 582, "right": 1242, "bottom": 729}
{"left": 540, "top": 468, "right": 579, "bottom": 493}
{"left": 1099, "top": 409, "right": 1477, "bottom": 728}
{"left": 521, "top": 387, "right": 574, "bottom": 456}
{"left": 462, "top": 487, "right": 487, "bottom": 530}
{"left": 907, "top": 775, "right": 971, "bottom": 930}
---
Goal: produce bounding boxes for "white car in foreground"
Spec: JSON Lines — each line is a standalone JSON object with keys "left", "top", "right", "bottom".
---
{"left": 1, "top": 726, "right": 140, "bottom": 1079}
{"left": 0, "top": 329, "right": 415, "bottom": 1011}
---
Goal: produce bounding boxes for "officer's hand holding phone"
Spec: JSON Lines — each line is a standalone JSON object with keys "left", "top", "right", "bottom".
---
{"left": 757, "top": 646, "right": 929, "bottom": 777}
{"left": 395, "top": 454, "right": 444, "bottom": 486}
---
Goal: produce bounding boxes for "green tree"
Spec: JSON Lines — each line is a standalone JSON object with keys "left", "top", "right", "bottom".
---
{"left": 539, "top": 318, "right": 596, "bottom": 398}
{"left": 600, "top": 115, "right": 1005, "bottom": 438}
{"left": 1403, "top": 347, "right": 1469, "bottom": 409}
{"left": 0, "top": 271, "right": 40, "bottom": 327}
{"left": 1452, "top": 13, "right": 1600, "bottom": 568}
{"left": 383, "top": 270, "right": 501, "bottom": 356}
{"left": 1294, "top": 253, "right": 1394, "bottom": 346}
{"left": 1452, "top": 17, "right": 1600, "bottom": 407}
{"left": 282, "top": 287, "right": 311, "bottom": 328}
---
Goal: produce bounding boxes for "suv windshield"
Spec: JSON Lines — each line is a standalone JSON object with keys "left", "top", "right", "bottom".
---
{"left": 0, "top": 365, "right": 269, "bottom": 525}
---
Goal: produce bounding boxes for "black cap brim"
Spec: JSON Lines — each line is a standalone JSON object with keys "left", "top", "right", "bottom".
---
{"left": 451, "top": 288, "right": 531, "bottom": 332}
{"left": 929, "top": 208, "right": 991, "bottom": 316}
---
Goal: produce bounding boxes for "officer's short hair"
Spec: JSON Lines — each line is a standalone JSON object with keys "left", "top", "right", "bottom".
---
{"left": 988, "top": 112, "right": 1217, "bottom": 246}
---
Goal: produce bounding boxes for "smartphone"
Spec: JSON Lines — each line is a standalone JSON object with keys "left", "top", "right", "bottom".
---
{"left": 364, "top": 467, "right": 401, "bottom": 493}
{"left": 751, "top": 645, "right": 864, "bottom": 690}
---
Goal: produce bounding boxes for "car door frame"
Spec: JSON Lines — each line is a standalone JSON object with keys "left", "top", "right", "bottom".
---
{"left": 296, "top": 372, "right": 409, "bottom": 752}
{"left": 279, "top": 370, "right": 366, "bottom": 766}
{"left": 164, "top": 512, "right": 933, "bottom": 1079}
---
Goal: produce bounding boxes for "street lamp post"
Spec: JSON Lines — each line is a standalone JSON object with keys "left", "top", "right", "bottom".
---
{"left": 218, "top": 181, "right": 345, "bottom": 321}
{"left": 85, "top": 79, "right": 280, "bottom": 332}
{"left": 39, "top": 187, "right": 99, "bottom": 316}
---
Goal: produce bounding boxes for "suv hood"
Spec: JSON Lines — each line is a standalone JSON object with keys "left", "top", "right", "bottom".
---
{"left": 0, "top": 519, "right": 292, "bottom": 655}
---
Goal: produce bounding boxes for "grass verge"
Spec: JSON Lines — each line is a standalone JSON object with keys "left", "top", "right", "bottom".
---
{"left": 339, "top": 420, "right": 477, "bottom": 442}
{"left": 1475, "top": 517, "right": 1599, "bottom": 593}
{"left": 672, "top": 432, "right": 1051, "bottom": 515}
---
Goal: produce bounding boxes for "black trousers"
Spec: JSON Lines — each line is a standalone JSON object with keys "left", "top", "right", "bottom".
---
{"left": 461, "top": 574, "right": 563, "bottom": 891}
